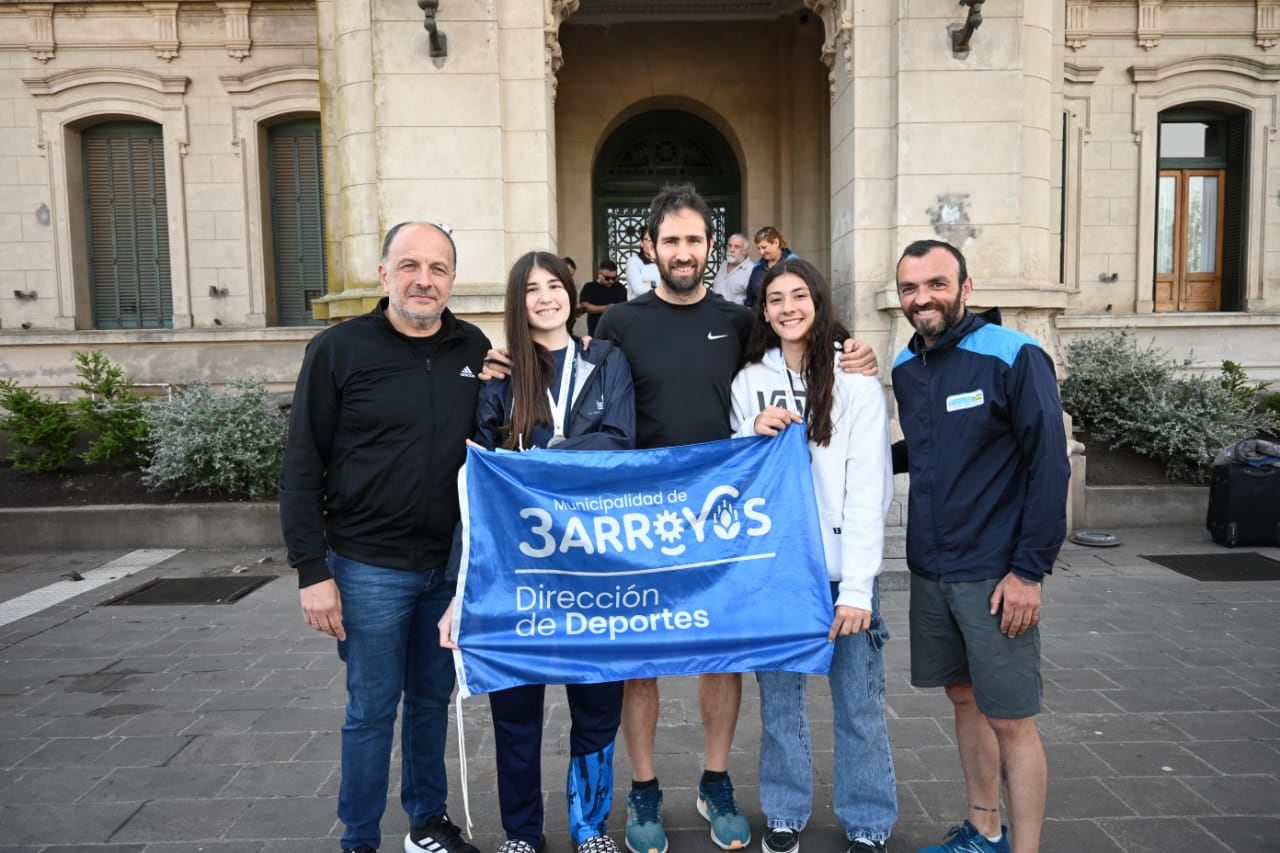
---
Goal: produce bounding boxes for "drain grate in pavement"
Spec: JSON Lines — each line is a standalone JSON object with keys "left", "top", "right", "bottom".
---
{"left": 103, "top": 576, "right": 275, "bottom": 606}
{"left": 1139, "top": 552, "right": 1280, "bottom": 582}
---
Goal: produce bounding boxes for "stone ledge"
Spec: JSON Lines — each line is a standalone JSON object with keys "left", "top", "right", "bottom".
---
{"left": 2, "top": 490, "right": 1194, "bottom": 555}
{"left": 1082, "top": 484, "right": 1207, "bottom": 529}
{"left": 0, "top": 503, "right": 282, "bottom": 553}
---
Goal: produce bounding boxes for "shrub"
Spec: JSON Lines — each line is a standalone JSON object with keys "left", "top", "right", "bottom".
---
{"left": 143, "top": 379, "right": 287, "bottom": 499}
{"left": 1261, "top": 392, "right": 1280, "bottom": 421}
{"left": 1220, "top": 359, "right": 1272, "bottom": 410}
{"left": 0, "top": 380, "right": 80, "bottom": 472}
{"left": 1060, "top": 329, "right": 1174, "bottom": 447}
{"left": 1062, "top": 330, "right": 1280, "bottom": 483}
{"left": 70, "top": 351, "right": 151, "bottom": 466}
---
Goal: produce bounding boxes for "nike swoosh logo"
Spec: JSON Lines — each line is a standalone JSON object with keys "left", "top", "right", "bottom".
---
{"left": 707, "top": 332, "right": 730, "bottom": 340}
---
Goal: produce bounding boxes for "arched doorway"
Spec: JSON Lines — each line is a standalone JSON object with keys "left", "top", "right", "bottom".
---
{"left": 592, "top": 109, "right": 741, "bottom": 289}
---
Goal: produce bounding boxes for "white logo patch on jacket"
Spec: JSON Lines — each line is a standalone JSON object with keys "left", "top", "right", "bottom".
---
{"left": 946, "top": 389, "right": 985, "bottom": 412}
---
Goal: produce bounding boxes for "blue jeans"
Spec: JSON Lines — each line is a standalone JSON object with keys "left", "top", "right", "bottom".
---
{"left": 757, "top": 582, "right": 897, "bottom": 843}
{"left": 330, "top": 552, "right": 456, "bottom": 851}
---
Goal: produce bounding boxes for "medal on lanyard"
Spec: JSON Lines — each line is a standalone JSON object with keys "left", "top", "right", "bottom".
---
{"left": 545, "top": 350, "right": 575, "bottom": 447}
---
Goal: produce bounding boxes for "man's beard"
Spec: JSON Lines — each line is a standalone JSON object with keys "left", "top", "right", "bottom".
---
{"left": 390, "top": 290, "right": 443, "bottom": 329}
{"left": 660, "top": 260, "right": 706, "bottom": 294}
{"left": 908, "top": 297, "right": 964, "bottom": 342}
{"left": 725, "top": 251, "right": 747, "bottom": 265}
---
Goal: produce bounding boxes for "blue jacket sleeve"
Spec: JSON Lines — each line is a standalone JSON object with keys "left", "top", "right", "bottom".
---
{"left": 1008, "top": 345, "right": 1070, "bottom": 582}
{"left": 473, "top": 378, "right": 511, "bottom": 450}
{"left": 555, "top": 346, "right": 636, "bottom": 451}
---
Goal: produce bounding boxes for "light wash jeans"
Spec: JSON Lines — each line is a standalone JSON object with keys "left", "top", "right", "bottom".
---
{"left": 757, "top": 581, "right": 897, "bottom": 843}
{"left": 330, "top": 552, "right": 456, "bottom": 851}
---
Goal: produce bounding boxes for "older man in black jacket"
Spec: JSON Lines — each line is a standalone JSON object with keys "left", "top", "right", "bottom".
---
{"left": 280, "top": 222, "right": 489, "bottom": 853}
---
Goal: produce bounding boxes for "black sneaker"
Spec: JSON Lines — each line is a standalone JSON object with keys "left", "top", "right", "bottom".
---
{"left": 763, "top": 829, "right": 799, "bottom": 853}
{"left": 847, "top": 840, "right": 886, "bottom": 853}
{"left": 345, "top": 848, "right": 376, "bottom": 853}
{"left": 405, "top": 815, "right": 479, "bottom": 853}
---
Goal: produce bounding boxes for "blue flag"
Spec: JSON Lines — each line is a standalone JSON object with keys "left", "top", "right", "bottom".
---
{"left": 451, "top": 427, "right": 834, "bottom": 696}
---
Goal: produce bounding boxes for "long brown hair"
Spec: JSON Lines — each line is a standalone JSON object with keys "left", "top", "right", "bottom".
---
{"left": 743, "top": 257, "right": 848, "bottom": 447}
{"left": 502, "top": 251, "right": 578, "bottom": 450}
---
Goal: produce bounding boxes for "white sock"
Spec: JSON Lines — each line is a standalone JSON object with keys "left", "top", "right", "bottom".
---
{"left": 984, "top": 832, "right": 1003, "bottom": 844}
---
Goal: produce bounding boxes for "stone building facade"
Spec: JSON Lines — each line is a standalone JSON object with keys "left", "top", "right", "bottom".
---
{"left": 0, "top": 0, "right": 1277, "bottom": 397}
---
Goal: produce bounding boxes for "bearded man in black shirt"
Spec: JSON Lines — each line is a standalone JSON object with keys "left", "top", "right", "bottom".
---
{"left": 594, "top": 185, "right": 879, "bottom": 853}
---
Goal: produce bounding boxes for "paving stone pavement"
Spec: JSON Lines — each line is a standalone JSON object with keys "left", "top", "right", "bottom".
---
{"left": 0, "top": 527, "right": 1278, "bottom": 853}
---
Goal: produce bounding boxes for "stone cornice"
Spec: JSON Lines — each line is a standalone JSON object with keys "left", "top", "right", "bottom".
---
{"left": 1065, "top": 62, "right": 1103, "bottom": 84}
{"left": 1130, "top": 53, "right": 1280, "bottom": 82}
{"left": 22, "top": 66, "right": 190, "bottom": 96}
{"left": 219, "top": 64, "right": 318, "bottom": 93}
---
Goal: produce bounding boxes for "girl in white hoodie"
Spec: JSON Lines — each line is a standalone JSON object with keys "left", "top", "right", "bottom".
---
{"left": 729, "top": 257, "right": 897, "bottom": 853}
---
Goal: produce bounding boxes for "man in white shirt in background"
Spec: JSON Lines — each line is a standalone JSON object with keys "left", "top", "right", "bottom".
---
{"left": 711, "top": 233, "right": 752, "bottom": 305}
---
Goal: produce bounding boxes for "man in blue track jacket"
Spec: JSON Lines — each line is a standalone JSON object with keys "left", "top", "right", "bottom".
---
{"left": 891, "top": 240, "right": 1068, "bottom": 853}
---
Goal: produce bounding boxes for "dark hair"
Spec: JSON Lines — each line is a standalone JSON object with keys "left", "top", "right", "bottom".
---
{"left": 381, "top": 222, "right": 457, "bottom": 271}
{"left": 897, "top": 239, "right": 967, "bottom": 286}
{"left": 744, "top": 257, "right": 848, "bottom": 447}
{"left": 503, "top": 251, "right": 578, "bottom": 450}
{"left": 753, "top": 226, "right": 788, "bottom": 250}
{"left": 598, "top": 259, "right": 618, "bottom": 272}
{"left": 647, "top": 182, "right": 715, "bottom": 246}
{"left": 563, "top": 257, "right": 576, "bottom": 269}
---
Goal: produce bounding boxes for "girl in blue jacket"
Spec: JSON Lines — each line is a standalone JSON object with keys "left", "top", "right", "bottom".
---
{"left": 442, "top": 251, "right": 635, "bottom": 853}
{"left": 729, "top": 257, "right": 897, "bottom": 853}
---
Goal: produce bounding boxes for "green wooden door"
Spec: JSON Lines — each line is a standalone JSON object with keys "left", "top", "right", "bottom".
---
{"left": 268, "top": 119, "right": 327, "bottom": 326}
{"left": 83, "top": 121, "right": 173, "bottom": 329}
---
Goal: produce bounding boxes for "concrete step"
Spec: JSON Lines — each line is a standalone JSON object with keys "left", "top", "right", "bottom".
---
{"left": 884, "top": 527, "right": 906, "bottom": 558}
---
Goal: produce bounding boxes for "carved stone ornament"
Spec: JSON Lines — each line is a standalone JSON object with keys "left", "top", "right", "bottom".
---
{"left": 1259, "top": 0, "right": 1280, "bottom": 49}
{"left": 144, "top": 3, "right": 181, "bottom": 62}
{"left": 1136, "top": 0, "right": 1163, "bottom": 50}
{"left": 1066, "top": 0, "right": 1090, "bottom": 51}
{"left": 803, "top": 0, "right": 851, "bottom": 100}
{"left": 543, "top": 0, "right": 580, "bottom": 101}
{"left": 20, "top": 4, "right": 55, "bottom": 64}
{"left": 217, "top": 1, "right": 252, "bottom": 61}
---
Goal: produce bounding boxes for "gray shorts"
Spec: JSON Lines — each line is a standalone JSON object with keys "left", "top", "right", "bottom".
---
{"left": 909, "top": 573, "right": 1042, "bottom": 719}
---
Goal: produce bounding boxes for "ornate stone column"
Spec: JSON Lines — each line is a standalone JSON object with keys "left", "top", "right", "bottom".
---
{"left": 313, "top": 0, "right": 576, "bottom": 325}
{"left": 809, "top": 0, "right": 1069, "bottom": 367}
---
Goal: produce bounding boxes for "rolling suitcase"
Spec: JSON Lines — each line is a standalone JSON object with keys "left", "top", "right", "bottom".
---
{"left": 1205, "top": 462, "right": 1280, "bottom": 547}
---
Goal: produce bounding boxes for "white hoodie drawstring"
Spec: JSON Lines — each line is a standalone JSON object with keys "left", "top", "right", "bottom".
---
{"left": 454, "top": 692, "right": 473, "bottom": 836}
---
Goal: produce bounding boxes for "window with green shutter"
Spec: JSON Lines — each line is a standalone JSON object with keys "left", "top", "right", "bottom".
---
{"left": 83, "top": 121, "right": 174, "bottom": 329}
{"left": 268, "top": 119, "right": 327, "bottom": 326}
